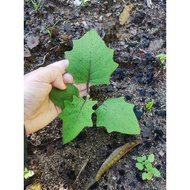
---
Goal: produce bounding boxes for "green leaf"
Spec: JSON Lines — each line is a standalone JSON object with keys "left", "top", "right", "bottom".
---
{"left": 95, "top": 97, "right": 140, "bottom": 134}
{"left": 148, "top": 153, "right": 155, "bottom": 163}
{"left": 136, "top": 163, "right": 144, "bottom": 170}
{"left": 145, "top": 162, "right": 152, "bottom": 170}
{"left": 156, "top": 53, "right": 166, "bottom": 64}
{"left": 137, "top": 155, "right": 146, "bottom": 162}
{"left": 65, "top": 29, "right": 118, "bottom": 85}
{"left": 152, "top": 168, "right": 161, "bottom": 177}
{"left": 146, "top": 172, "right": 153, "bottom": 180}
{"left": 58, "top": 96, "right": 97, "bottom": 144}
{"left": 49, "top": 84, "right": 79, "bottom": 110}
{"left": 146, "top": 99, "right": 154, "bottom": 110}
{"left": 24, "top": 167, "right": 34, "bottom": 179}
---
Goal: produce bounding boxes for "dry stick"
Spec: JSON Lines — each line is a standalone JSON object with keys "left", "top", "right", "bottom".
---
{"left": 74, "top": 157, "right": 90, "bottom": 184}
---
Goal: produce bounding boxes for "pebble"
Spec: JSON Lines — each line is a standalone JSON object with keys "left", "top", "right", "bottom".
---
{"left": 118, "top": 169, "right": 125, "bottom": 176}
{"left": 125, "top": 94, "right": 132, "bottom": 101}
{"left": 139, "top": 88, "right": 146, "bottom": 96}
{"left": 76, "top": 131, "right": 87, "bottom": 141}
{"left": 134, "top": 110, "right": 143, "bottom": 120}
{"left": 114, "top": 68, "right": 125, "bottom": 80}
{"left": 155, "top": 110, "right": 166, "bottom": 116}
{"left": 149, "top": 90, "right": 157, "bottom": 95}
{"left": 55, "top": 142, "right": 64, "bottom": 149}
{"left": 136, "top": 172, "right": 144, "bottom": 183}
{"left": 129, "top": 181, "right": 136, "bottom": 188}
{"left": 153, "top": 101, "right": 160, "bottom": 108}
{"left": 67, "top": 170, "right": 76, "bottom": 180}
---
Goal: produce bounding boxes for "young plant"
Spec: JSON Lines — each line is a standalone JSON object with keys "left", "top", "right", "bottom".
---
{"left": 30, "top": 0, "right": 43, "bottom": 11}
{"left": 50, "top": 29, "right": 140, "bottom": 144}
{"left": 74, "top": 0, "right": 91, "bottom": 6}
{"left": 41, "top": 19, "right": 63, "bottom": 38}
{"left": 146, "top": 99, "right": 154, "bottom": 110}
{"left": 135, "top": 153, "right": 160, "bottom": 180}
{"left": 156, "top": 53, "right": 166, "bottom": 69}
{"left": 24, "top": 167, "right": 34, "bottom": 179}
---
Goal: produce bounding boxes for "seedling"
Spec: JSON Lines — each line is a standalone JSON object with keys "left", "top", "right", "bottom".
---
{"left": 146, "top": 99, "right": 154, "bottom": 110}
{"left": 41, "top": 19, "right": 63, "bottom": 38}
{"left": 74, "top": 0, "right": 91, "bottom": 6}
{"left": 135, "top": 153, "right": 160, "bottom": 180}
{"left": 50, "top": 30, "right": 140, "bottom": 144}
{"left": 24, "top": 167, "right": 34, "bottom": 179}
{"left": 156, "top": 53, "right": 166, "bottom": 69}
{"left": 30, "top": 0, "right": 43, "bottom": 11}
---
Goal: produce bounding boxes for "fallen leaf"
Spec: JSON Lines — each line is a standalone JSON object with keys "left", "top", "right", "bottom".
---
{"left": 26, "top": 183, "right": 42, "bottom": 190}
{"left": 95, "top": 140, "right": 141, "bottom": 181}
{"left": 148, "top": 39, "right": 164, "bottom": 52}
{"left": 24, "top": 48, "right": 31, "bottom": 57}
{"left": 119, "top": 3, "right": 134, "bottom": 25}
{"left": 26, "top": 36, "right": 39, "bottom": 49}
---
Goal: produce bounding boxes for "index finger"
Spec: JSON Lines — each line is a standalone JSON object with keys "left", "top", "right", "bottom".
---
{"left": 47, "top": 60, "right": 69, "bottom": 74}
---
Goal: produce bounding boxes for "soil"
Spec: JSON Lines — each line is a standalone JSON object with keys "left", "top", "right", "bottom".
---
{"left": 24, "top": 0, "right": 166, "bottom": 189}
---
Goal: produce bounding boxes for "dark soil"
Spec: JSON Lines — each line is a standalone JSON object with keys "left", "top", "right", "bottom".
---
{"left": 24, "top": 0, "right": 166, "bottom": 189}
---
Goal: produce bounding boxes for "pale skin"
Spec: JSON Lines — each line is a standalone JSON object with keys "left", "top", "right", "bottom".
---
{"left": 24, "top": 60, "right": 88, "bottom": 135}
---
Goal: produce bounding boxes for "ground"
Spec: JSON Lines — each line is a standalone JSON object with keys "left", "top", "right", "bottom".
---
{"left": 24, "top": 0, "right": 166, "bottom": 189}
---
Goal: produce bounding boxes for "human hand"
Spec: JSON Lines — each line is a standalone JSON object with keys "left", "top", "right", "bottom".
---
{"left": 24, "top": 60, "right": 88, "bottom": 135}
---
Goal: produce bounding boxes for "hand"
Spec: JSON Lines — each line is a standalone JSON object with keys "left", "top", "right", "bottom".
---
{"left": 24, "top": 60, "right": 88, "bottom": 135}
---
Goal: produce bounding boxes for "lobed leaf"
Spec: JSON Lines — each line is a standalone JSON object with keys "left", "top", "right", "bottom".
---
{"left": 65, "top": 29, "right": 118, "bottom": 85}
{"left": 58, "top": 96, "right": 97, "bottom": 144}
{"left": 95, "top": 97, "right": 140, "bottom": 134}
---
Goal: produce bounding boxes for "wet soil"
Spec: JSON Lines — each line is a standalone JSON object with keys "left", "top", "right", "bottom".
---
{"left": 24, "top": 0, "right": 166, "bottom": 189}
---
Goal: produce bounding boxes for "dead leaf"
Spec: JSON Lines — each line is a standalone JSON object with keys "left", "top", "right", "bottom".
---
{"left": 95, "top": 139, "right": 141, "bottom": 181}
{"left": 26, "top": 36, "right": 39, "bottom": 49}
{"left": 24, "top": 48, "right": 31, "bottom": 57}
{"left": 26, "top": 183, "right": 42, "bottom": 190}
{"left": 119, "top": 3, "right": 134, "bottom": 25}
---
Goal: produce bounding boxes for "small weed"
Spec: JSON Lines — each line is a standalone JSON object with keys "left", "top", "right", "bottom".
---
{"left": 41, "top": 19, "right": 63, "bottom": 38}
{"left": 156, "top": 53, "right": 166, "bottom": 69}
{"left": 24, "top": 167, "right": 34, "bottom": 179}
{"left": 74, "top": 0, "right": 91, "bottom": 6}
{"left": 30, "top": 0, "right": 44, "bottom": 11}
{"left": 146, "top": 99, "right": 154, "bottom": 110}
{"left": 135, "top": 153, "right": 161, "bottom": 180}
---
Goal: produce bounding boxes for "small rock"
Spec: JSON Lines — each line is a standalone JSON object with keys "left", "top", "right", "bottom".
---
{"left": 149, "top": 90, "right": 157, "bottom": 95}
{"left": 142, "top": 128, "right": 152, "bottom": 138}
{"left": 118, "top": 169, "right": 125, "bottom": 176}
{"left": 155, "top": 110, "right": 166, "bottom": 116}
{"left": 145, "top": 52, "right": 152, "bottom": 59}
{"left": 132, "top": 11, "right": 146, "bottom": 24}
{"left": 156, "top": 164, "right": 162, "bottom": 170}
{"left": 107, "top": 84, "right": 114, "bottom": 92}
{"left": 136, "top": 172, "right": 144, "bottom": 183}
{"left": 26, "top": 36, "right": 39, "bottom": 49}
{"left": 76, "top": 131, "right": 87, "bottom": 141}
{"left": 139, "top": 88, "right": 146, "bottom": 96}
{"left": 149, "top": 39, "right": 164, "bottom": 52}
{"left": 24, "top": 48, "right": 31, "bottom": 57}
{"left": 125, "top": 94, "right": 132, "bottom": 101}
{"left": 55, "top": 142, "right": 64, "bottom": 149}
{"left": 113, "top": 68, "right": 125, "bottom": 80}
{"left": 106, "top": 13, "right": 112, "bottom": 17}
{"left": 129, "top": 181, "right": 136, "bottom": 188}
{"left": 134, "top": 110, "right": 143, "bottom": 120}
{"left": 153, "top": 101, "right": 160, "bottom": 108}
{"left": 67, "top": 170, "right": 76, "bottom": 180}
{"left": 117, "top": 178, "right": 122, "bottom": 184}
{"left": 158, "top": 150, "right": 165, "bottom": 157}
